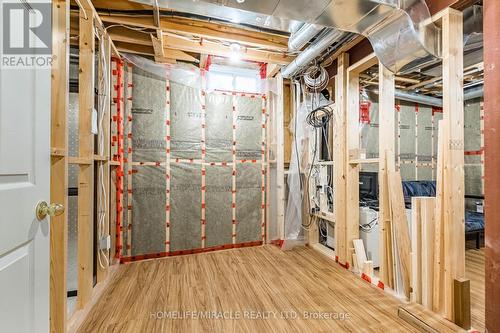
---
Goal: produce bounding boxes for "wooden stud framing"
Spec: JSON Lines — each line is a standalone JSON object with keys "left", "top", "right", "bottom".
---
{"left": 77, "top": 1, "right": 95, "bottom": 309}
{"left": 126, "top": 64, "right": 134, "bottom": 257}
{"left": 96, "top": 35, "right": 112, "bottom": 283}
{"left": 378, "top": 62, "right": 396, "bottom": 289}
{"left": 420, "top": 197, "right": 436, "bottom": 309}
{"left": 411, "top": 198, "right": 423, "bottom": 304}
{"left": 441, "top": 8, "right": 466, "bottom": 321}
{"left": 411, "top": 196, "right": 436, "bottom": 309}
{"left": 50, "top": 0, "right": 69, "bottom": 331}
{"left": 98, "top": 14, "right": 289, "bottom": 51}
{"left": 276, "top": 73, "right": 285, "bottom": 242}
{"left": 334, "top": 53, "right": 348, "bottom": 264}
{"left": 199, "top": 54, "right": 209, "bottom": 70}
{"left": 344, "top": 53, "right": 377, "bottom": 267}
{"left": 151, "top": 30, "right": 167, "bottom": 61}
{"left": 433, "top": 119, "right": 446, "bottom": 313}
{"left": 387, "top": 152, "right": 412, "bottom": 299}
{"left": 162, "top": 34, "right": 292, "bottom": 65}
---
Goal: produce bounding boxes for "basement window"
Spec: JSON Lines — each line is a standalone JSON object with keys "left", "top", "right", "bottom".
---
{"left": 207, "top": 64, "right": 261, "bottom": 93}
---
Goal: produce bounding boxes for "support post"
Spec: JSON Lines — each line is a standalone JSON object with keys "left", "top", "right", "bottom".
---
{"left": 77, "top": 2, "right": 95, "bottom": 309}
{"left": 96, "top": 35, "right": 112, "bottom": 282}
{"left": 441, "top": 7, "right": 465, "bottom": 321}
{"left": 334, "top": 53, "right": 348, "bottom": 263}
{"left": 483, "top": 0, "right": 500, "bottom": 331}
{"left": 378, "top": 63, "right": 395, "bottom": 289}
{"left": 343, "top": 54, "right": 378, "bottom": 267}
{"left": 276, "top": 73, "right": 285, "bottom": 241}
{"left": 50, "top": 0, "right": 69, "bottom": 331}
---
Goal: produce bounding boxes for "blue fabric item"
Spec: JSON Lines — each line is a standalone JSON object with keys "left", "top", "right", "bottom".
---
{"left": 402, "top": 181, "right": 437, "bottom": 198}
{"left": 401, "top": 181, "right": 484, "bottom": 232}
{"left": 402, "top": 181, "right": 436, "bottom": 207}
{"left": 465, "top": 210, "right": 484, "bottom": 232}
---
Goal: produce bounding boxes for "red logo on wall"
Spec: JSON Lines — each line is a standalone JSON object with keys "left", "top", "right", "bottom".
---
{"left": 360, "top": 101, "right": 371, "bottom": 124}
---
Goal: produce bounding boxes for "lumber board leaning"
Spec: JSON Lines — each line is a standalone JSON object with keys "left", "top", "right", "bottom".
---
{"left": 411, "top": 197, "right": 422, "bottom": 304}
{"left": 345, "top": 70, "right": 360, "bottom": 268}
{"left": 353, "top": 239, "right": 368, "bottom": 272}
{"left": 442, "top": 8, "right": 466, "bottom": 322}
{"left": 433, "top": 119, "right": 446, "bottom": 313}
{"left": 363, "top": 260, "right": 374, "bottom": 277}
{"left": 420, "top": 197, "right": 436, "bottom": 310}
{"left": 387, "top": 150, "right": 412, "bottom": 299}
{"left": 378, "top": 64, "right": 396, "bottom": 289}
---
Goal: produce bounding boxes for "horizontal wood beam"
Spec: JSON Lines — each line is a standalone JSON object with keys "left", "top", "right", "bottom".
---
{"left": 107, "top": 26, "right": 152, "bottom": 46}
{"left": 426, "top": 0, "right": 480, "bottom": 16}
{"left": 113, "top": 41, "right": 197, "bottom": 62}
{"left": 98, "top": 13, "right": 288, "bottom": 51}
{"left": 103, "top": 19, "right": 292, "bottom": 64}
{"left": 75, "top": 0, "right": 120, "bottom": 56}
{"left": 162, "top": 34, "right": 292, "bottom": 65}
{"left": 347, "top": 53, "right": 378, "bottom": 74}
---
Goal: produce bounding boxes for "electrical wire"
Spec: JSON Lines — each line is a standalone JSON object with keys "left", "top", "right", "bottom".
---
{"left": 303, "top": 65, "right": 329, "bottom": 91}
{"left": 359, "top": 216, "right": 378, "bottom": 232}
{"left": 305, "top": 104, "right": 333, "bottom": 128}
{"left": 74, "top": 0, "right": 89, "bottom": 21}
{"left": 97, "top": 35, "right": 109, "bottom": 270}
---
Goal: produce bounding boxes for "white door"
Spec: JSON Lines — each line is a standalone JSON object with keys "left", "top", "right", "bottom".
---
{"left": 0, "top": 1, "right": 52, "bottom": 332}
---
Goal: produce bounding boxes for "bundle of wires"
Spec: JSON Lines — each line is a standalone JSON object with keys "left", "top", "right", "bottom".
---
{"left": 303, "top": 65, "right": 329, "bottom": 91}
{"left": 306, "top": 104, "right": 333, "bottom": 128}
{"left": 97, "top": 33, "right": 109, "bottom": 270}
{"left": 302, "top": 103, "right": 334, "bottom": 229}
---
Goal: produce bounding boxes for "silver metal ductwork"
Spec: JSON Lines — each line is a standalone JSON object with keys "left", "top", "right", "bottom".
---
{"left": 282, "top": 29, "right": 347, "bottom": 78}
{"left": 132, "top": 0, "right": 442, "bottom": 74}
{"left": 394, "top": 90, "right": 444, "bottom": 107}
{"left": 366, "top": 85, "right": 484, "bottom": 108}
{"left": 288, "top": 24, "right": 325, "bottom": 51}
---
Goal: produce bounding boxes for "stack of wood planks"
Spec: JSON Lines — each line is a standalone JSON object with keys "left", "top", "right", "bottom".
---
{"left": 386, "top": 150, "right": 412, "bottom": 299}
{"left": 431, "top": 120, "right": 470, "bottom": 328}
{"left": 410, "top": 197, "right": 436, "bottom": 309}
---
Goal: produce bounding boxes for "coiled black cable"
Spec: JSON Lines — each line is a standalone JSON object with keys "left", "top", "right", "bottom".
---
{"left": 306, "top": 104, "right": 333, "bottom": 128}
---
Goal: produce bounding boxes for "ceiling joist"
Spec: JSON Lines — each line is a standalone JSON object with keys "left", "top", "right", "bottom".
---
{"left": 161, "top": 34, "right": 292, "bottom": 65}
{"left": 103, "top": 23, "right": 292, "bottom": 64}
{"left": 98, "top": 13, "right": 289, "bottom": 52}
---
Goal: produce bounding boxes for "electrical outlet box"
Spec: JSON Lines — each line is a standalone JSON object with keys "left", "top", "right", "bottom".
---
{"left": 99, "top": 235, "right": 111, "bottom": 250}
{"left": 91, "top": 108, "right": 98, "bottom": 134}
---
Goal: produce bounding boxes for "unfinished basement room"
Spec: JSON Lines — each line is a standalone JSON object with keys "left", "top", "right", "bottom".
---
{"left": 1, "top": 0, "right": 499, "bottom": 332}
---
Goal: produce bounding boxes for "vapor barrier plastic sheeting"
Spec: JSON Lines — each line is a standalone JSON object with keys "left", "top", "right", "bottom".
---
{"left": 205, "top": 93, "right": 233, "bottom": 163}
{"left": 132, "top": 166, "right": 167, "bottom": 255}
{"left": 205, "top": 166, "right": 233, "bottom": 247}
{"left": 235, "top": 95, "right": 263, "bottom": 160}
{"left": 132, "top": 67, "right": 167, "bottom": 163}
{"left": 284, "top": 86, "right": 328, "bottom": 244}
{"left": 118, "top": 55, "right": 267, "bottom": 260}
{"left": 122, "top": 53, "right": 276, "bottom": 94}
{"left": 169, "top": 163, "right": 202, "bottom": 252}
{"left": 170, "top": 82, "right": 203, "bottom": 160}
{"left": 236, "top": 163, "right": 263, "bottom": 243}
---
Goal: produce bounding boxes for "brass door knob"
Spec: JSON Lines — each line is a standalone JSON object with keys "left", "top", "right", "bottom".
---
{"left": 36, "top": 201, "right": 65, "bottom": 221}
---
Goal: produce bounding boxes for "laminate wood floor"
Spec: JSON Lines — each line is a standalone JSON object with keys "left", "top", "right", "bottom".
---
{"left": 78, "top": 245, "right": 421, "bottom": 333}
{"left": 465, "top": 248, "right": 485, "bottom": 332}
